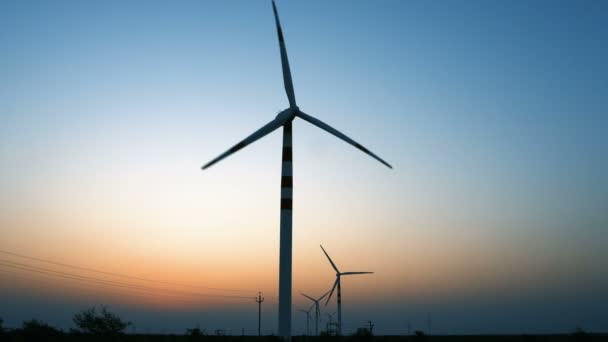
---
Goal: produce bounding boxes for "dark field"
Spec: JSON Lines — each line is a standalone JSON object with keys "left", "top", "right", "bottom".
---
{"left": 2, "top": 333, "right": 607, "bottom": 342}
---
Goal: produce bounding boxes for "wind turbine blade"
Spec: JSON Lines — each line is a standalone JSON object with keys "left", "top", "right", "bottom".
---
{"left": 320, "top": 245, "right": 340, "bottom": 273}
{"left": 297, "top": 111, "right": 392, "bottom": 168}
{"left": 325, "top": 278, "right": 339, "bottom": 306}
{"left": 272, "top": 0, "right": 296, "bottom": 107}
{"left": 318, "top": 289, "right": 331, "bottom": 302}
{"left": 301, "top": 293, "right": 316, "bottom": 302}
{"left": 340, "top": 271, "right": 374, "bottom": 275}
{"left": 202, "top": 117, "right": 284, "bottom": 170}
{"left": 308, "top": 303, "right": 315, "bottom": 312}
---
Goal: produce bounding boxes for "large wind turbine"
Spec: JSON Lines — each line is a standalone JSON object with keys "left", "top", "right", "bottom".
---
{"left": 301, "top": 291, "right": 329, "bottom": 336}
{"left": 321, "top": 245, "right": 374, "bottom": 336}
{"left": 202, "top": 1, "right": 391, "bottom": 338}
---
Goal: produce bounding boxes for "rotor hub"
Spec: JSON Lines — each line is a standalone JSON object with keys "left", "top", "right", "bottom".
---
{"left": 275, "top": 108, "right": 296, "bottom": 122}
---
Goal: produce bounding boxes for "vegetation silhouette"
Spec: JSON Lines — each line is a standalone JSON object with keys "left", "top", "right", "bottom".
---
{"left": 187, "top": 325, "right": 205, "bottom": 337}
{"left": 353, "top": 327, "right": 373, "bottom": 340}
{"left": 1, "top": 309, "right": 607, "bottom": 341}
{"left": 571, "top": 327, "right": 590, "bottom": 341}
{"left": 20, "top": 319, "right": 65, "bottom": 340}
{"left": 72, "top": 305, "right": 131, "bottom": 335}
{"left": 413, "top": 330, "right": 426, "bottom": 341}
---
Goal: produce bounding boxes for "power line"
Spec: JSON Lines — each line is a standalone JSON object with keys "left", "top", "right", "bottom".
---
{"left": 0, "top": 268, "right": 249, "bottom": 308}
{"left": 0, "top": 259, "right": 254, "bottom": 300}
{"left": 0, "top": 269, "right": 185, "bottom": 302}
{"left": 0, "top": 261, "right": 253, "bottom": 301}
{"left": 0, "top": 249, "right": 257, "bottom": 293}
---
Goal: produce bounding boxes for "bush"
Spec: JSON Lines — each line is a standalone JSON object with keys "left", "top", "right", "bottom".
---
{"left": 572, "top": 326, "right": 589, "bottom": 340}
{"left": 414, "top": 330, "right": 427, "bottom": 340}
{"left": 73, "top": 305, "right": 131, "bottom": 335}
{"left": 187, "top": 325, "right": 205, "bottom": 337}
{"left": 21, "top": 319, "right": 63, "bottom": 337}
{"left": 354, "top": 327, "right": 373, "bottom": 337}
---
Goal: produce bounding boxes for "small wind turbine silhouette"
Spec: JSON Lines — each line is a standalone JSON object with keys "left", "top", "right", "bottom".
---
{"left": 297, "top": 307, "right": 312, "bottom": 336}
{"left": 321, "top": 244, "right": 373, "bottom": 336}
{"left": 301, "top": 291, "right": 330, "bottom": 336}
{"left": 202, "top": 1, "right": 391, "bottom": 338}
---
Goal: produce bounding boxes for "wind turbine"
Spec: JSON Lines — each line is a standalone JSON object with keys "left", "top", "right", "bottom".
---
{"left": 321, "top": 244, "right": 373, "bottom": 336}
{"left": 297, "top": 307, "right": 313, "bottom": 336}
{"left": 202, "top": 1, "right": 391, "bottom": 338}
{"left": 301, "top": 291, "right": 329, "bottom": 336}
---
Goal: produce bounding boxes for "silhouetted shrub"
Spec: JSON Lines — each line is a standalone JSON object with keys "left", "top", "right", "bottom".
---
{"left": 21, "top": 319, "right": 63, "bottom": 337}
{"left": 414, "top": 330, "right": 427, "bottom": 340}
{"left": 187, "top": 325, "right": 205, "bottom": 337}
{"left": 354, "top": 327, "right": 373, "bottom": 338}
{"left": 572, "top": 326, "right": 589, "bottom": 341}
{"left": 73, "top": 305, "right": 131, "bottom": 335}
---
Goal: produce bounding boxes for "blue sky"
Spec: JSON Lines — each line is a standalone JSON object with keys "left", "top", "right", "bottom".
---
{"left": 1, "top": 0, "right": 607, "bottom": 335}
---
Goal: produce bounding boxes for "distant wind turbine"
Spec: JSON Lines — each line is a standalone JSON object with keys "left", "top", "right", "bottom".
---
{"left": 321, "top": 245, "right": 374, "bottom": 336}
{"left": 297, "top": 307, "right": 313, "bottom": 336}
{"left": 301, "top": 291, "right": 330, "bottom": 336}
{"left": 202, "top": 1, "right": 391, "bottom": 338}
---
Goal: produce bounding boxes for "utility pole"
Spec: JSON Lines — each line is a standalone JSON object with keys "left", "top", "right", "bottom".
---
{"left": 427, "top": 313, "right": 431, "bottom": 335}
{"left": 367, "top": 321, "right": 374, "bottom": 335}
{"left": 255, "top": 292, "right": 265, "bottom": 336}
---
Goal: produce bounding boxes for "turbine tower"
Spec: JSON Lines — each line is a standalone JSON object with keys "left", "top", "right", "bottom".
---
{"left": 321, "top": 245, "right": 374, "bottom": 336}
{"left": 301, "top": 291, "right": 329, "bottom": 336}
{"left": 202, "top": 2, "right": 391, "bottom": 338}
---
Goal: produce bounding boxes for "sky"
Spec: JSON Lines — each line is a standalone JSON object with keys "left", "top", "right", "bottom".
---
{"left": 1, "top": 0, "right": 607, "bottom": 336}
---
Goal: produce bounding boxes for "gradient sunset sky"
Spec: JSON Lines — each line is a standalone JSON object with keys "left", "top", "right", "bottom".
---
{"left": 1, "top": 0, "right": 607, "bottom": 335}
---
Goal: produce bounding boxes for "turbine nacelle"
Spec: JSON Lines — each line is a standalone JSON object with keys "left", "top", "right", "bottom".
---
{"left": 276, "top": 108, "right": 296, "bottom": 122}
